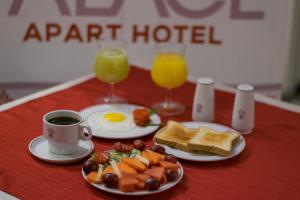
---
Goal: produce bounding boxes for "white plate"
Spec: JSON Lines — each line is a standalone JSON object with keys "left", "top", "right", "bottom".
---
{"left": 156, "top": 122, "right": 246, "bottom": 162}
{"left": 28, "top": 135, "right": 94, "bottom": 164}
{"left": 82, "top": 163, "right": 184, "bottom": 196}
{"left": 80, "top": 104, "right": 161, "bottom": 139}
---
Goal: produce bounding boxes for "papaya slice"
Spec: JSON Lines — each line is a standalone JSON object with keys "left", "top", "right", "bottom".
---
{"left": 158, "top": 160, "right": 179, "bottom": 170}
{"left": 135, "top": 181, "right": 145, "bottom": 190}
{"left": 86, "top": 171, "right": 102, "bottom": 184}
{"left": 121, "top": 172, "right": 136, "bottom": 179}
{"left": 118, "top": 162, "right": 138, "bottom": 174}
{"left": 122, "top": 158, "right": 146, "bottom": 172}
{"left": 118, "top": 177, "right": 139, "bottom": 192}
{"left": 134, "top": 173, "right": 150, "bottom": 182}
{"left": 133, "top": 173, "right": 150, "bottom": 190}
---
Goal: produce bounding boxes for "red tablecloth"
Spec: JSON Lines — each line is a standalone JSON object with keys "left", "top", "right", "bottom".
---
{"left": 1, "top": 67, "right": 300, "bottom": 200}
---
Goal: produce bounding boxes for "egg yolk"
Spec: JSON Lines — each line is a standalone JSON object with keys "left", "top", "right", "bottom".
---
{"left": 103, "top": 112, "right": 126, "bottom": 122}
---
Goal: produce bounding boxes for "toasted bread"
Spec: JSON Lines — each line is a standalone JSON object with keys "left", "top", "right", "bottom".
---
{"left": 153, "top": 121, "right": 198, "bottom": 151}
{"left": 187, "top": 127, "right": 240, "bottom": 156}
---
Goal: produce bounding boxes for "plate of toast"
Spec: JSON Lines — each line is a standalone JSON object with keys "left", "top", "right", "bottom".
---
{"left": 153, "top": 121, "right": 245, "bottom": 162}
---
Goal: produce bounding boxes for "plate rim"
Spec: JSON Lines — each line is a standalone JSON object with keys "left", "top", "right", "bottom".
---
{"left": 82, "top": 162, "right": 184, "bottom": 196}
{"left": 80, "top": 104, "right": 161, "bottom": 139}
{"left": 28, "top": 135, "right": 94, "bottom": 164}
{"left": 155, "top": 121, "right": 246, "bottom": 162}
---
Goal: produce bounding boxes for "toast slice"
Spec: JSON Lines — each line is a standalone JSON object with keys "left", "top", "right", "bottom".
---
{"left": 153, "top": 121, "right": 198, "bottom": 151}
{"left": 187, "top": 127, "right": 240, "bottom": 156}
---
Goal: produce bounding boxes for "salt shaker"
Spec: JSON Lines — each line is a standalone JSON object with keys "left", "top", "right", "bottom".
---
{"left": 231, "top": 84, "right": 255, "bottom": 134}
{"left": 192, "top": 78, "right": 215, "bottom": 122}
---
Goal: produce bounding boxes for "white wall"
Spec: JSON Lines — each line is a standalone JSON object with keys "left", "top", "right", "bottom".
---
{"left": 0, "top": 0, "right": 292, "bottom": 90}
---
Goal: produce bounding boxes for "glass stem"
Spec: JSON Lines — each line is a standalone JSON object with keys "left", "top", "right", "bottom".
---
{"left": 109, "top": 83, "right": 116, "bottom": 98}
{"left": 165, "top": 89, "right": 173, "bottom": 109}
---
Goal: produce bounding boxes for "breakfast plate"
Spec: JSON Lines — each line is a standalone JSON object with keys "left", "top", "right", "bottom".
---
{"left": 82, "top": 163, "right": 184, "bottom": 196}
{"left": 155, "top": 121, "right": 246, "bottom": 162}
{"left": 80, "top": 104, "right": 161, "bottom": 139}
{"left": 28, "top": 135, "right": 94, "bottom": 164}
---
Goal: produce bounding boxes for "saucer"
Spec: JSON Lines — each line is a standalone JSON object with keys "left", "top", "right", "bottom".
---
{"left": 28, "top": 136, "right": 94, "bottom": 164}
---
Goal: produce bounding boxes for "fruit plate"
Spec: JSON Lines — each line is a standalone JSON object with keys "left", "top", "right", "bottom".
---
{"left": 80, "top": 104, "right": 161, "bottom": 139}
{"left": 82, "top": 163, "right": 184, "bottom": 196}
{"left": 155, "top": 121, "right": 246, "bottom": 162}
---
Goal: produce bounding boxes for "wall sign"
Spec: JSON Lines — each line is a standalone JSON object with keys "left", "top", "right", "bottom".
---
{"left": 0, "top": 0, "right": 291, "bottom": 88}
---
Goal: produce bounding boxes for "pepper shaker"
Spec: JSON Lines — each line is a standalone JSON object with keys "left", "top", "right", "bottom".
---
{"left": 192, "top": 78, "right": 215, "bottom": 122}
{"left": 231, "top": 84, "right": 255, "bottom": 134}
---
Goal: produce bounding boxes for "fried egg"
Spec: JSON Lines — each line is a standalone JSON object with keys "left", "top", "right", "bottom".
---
{"left": 88, "top": 111, "right": 135, "bottom": 131}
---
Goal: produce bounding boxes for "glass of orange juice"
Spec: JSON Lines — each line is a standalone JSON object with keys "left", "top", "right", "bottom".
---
{"left": 151, "top": 43, "right": 187, "bottom": 115}
{"left": 94, "top": 41, "right": 129, "bottom": 103}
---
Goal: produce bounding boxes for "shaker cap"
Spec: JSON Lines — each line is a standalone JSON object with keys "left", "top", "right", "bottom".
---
{"left": 237, "top": 84, "right": 254, "bottom": 91}
{"left": 197, "top": 78, "right": 214, "bottom": 85}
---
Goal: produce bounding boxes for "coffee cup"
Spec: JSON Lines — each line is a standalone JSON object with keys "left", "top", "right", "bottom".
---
{"left": 43, "top": 110, "right": 92, "bottom": 155}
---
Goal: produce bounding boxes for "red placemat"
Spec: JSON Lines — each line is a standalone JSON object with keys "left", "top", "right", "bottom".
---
{"left": 0, "top": 66, "right": 300, "bottom": 200}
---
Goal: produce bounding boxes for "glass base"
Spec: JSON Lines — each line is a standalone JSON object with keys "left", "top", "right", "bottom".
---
{"left": 152, "top": 101, "right": 185, "bottom": 116}
{"left": 97, "top": 95, "right": 127, "bottom": 104}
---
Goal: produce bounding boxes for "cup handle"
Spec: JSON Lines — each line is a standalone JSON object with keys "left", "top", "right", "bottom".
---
{"left": 79, "top": 124, "right": 92, "bottom": 140}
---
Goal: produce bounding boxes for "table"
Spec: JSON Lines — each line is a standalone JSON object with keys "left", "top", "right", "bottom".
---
{"left": 1, "top": 66, "right": 300, "bottom": 200}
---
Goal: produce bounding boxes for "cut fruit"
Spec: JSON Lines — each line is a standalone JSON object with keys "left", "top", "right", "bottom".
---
{"left": 134, "top": 173, "right": 150, "bottom": 182}
{"left": 142, "top": 151, "right": 153, "bottom": 165}
{"left": 136, "top": 155, "right": 150, "bottom": 166}
{"left": 122, "top": 158, "right": 146, "bottom": 172}
{"left": 110, "top": 160, "right": 122, "bottom": 178}
{"left": 96, "top": 166, "right": 103, "bottom": 180}
{"left": 87, "top": 171, "right": 102, "bottom": 184}
{"left": 161, "top": 174, "right": 167, "bottom": 183}
{"left": 118, "top": 177, "right": 139, "bottom": 192}
{"left": 118, "top": 162, "right": 138, "bottom": 174}
{"left": 147, "top": 150, "right": 165, "bottom": 164}
{"left": 144, "top": 167, "right": 165, "bottom": 181}
{"left": 135, "top": 181, "right": 145, "bottom": 190}
{"left": 158, "top": 160, "right": 179, "bottom": 170}
{"left": 103, "top": 166, "right": 114, "bottom": 175}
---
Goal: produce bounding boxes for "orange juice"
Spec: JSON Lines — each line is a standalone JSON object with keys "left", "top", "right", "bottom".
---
{"left": 151, "top": 53, "right": 187, "bottom": 89}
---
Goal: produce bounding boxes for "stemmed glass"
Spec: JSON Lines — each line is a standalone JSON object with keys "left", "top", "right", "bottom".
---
{"left": 94, "top": 41, "right": 129, "bottom": 104}
{"left": 151, "top": 43, "right": 187, "bottom": 115}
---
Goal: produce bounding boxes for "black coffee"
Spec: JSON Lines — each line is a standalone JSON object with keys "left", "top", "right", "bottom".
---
{"left": 47, "top": 116, "right": 80, "bottom": 125}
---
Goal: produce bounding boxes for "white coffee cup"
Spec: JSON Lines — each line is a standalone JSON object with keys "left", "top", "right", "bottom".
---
{"left": 231, "top": 84, "right": 255, "bottom": 134}
{"left": 43, "top": 110, "right": 92, "bottom": 155}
